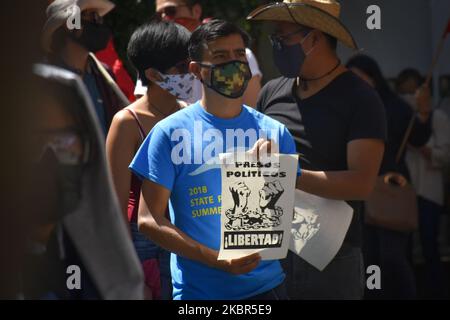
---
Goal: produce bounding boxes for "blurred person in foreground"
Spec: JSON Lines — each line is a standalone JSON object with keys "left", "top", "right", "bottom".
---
{"left": 398, "top": 68, "right": 450, "bottom": 299}
{"left": 21, "top": 64, "right": 144, "bottom": 299}
{"left": 347, "top": 56, "right": 432, "bottom": 299}
{"left": 0, "top": 0, "right": 45, "bottom": 299}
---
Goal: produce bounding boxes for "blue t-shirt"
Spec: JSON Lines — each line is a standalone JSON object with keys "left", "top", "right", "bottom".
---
{"left": 130, "top": 102, "right": 298, "bottom": 300}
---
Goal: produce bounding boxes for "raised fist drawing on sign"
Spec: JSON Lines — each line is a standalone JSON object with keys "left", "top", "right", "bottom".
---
{"left": 230, "top": 181, "right": 251, "bottom": 214}
{"left": 259, "top": 181, "right": 284, "bottom": 215}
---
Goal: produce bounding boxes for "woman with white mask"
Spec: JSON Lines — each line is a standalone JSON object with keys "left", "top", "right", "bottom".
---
{"left": 106, "top": 19, "right": 194, "bottom": 300}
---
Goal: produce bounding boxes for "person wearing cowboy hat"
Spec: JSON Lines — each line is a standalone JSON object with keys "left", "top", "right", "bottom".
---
{"left": 248, "top": 0, "right": 387, "bottom": 299}
{"left": 42, "top": 0, "right": 127, "bottom": 136}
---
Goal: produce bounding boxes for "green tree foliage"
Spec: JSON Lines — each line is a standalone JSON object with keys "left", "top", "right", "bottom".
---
{"left": 201, "top": 0, "right": 270, "bottom": 40}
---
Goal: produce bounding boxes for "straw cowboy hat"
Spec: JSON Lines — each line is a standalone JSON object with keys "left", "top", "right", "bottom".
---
{"left": 42, "top": 0, "right": 115, "bottom": 53}
{"left": 247, "top": 0, "right": 357, "bottom": 49}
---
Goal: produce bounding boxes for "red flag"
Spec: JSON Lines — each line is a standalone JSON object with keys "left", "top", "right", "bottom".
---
{"left": 443, "top": 18, "right": 450, "bottom": 38}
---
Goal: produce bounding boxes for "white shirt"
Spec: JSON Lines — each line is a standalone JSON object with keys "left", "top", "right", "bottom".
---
{"left": 133, "top": 48, "right": 262, "bottom": 101}
{"left": 406, "top": 109, "right": 450, "bottom": 205}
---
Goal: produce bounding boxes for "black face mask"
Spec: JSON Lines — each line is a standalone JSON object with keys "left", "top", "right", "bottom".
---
{"left": 71, "top": 20, "right": 111, "bottom": 53}
{"left": 271, "top": 31, "right": 312, "bottom": 79}
{"left": 31, "top": 149, "right": 84, "bottom": 224}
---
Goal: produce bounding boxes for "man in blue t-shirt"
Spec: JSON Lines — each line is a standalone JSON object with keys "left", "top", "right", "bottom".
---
{"left": 129, "top": 20, "right": 298, "bottom": 300}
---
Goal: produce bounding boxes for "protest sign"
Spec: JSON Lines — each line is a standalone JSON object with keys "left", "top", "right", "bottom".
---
{"left": 218, "top": 153, "right": 298, "bottom": 260}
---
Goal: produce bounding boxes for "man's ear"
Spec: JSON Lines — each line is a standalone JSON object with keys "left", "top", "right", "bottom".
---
{"left": 192, "top": 4, "right": 202, "bottom": 21}
{"left": 189, "top": 61, "right": 202, "bottom": 80}
{"left": 144, "top": 68, "right": 163, "bottom": 83}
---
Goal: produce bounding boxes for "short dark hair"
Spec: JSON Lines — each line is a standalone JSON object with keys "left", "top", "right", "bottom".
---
{"left": 346, "top": 54, "right": 394, "bottom": 99}
{"left": 127, "top": 19, "right": 191, "bottom": 85}
{"left": 188, "top": 19, "right": 250, "bottom": 61}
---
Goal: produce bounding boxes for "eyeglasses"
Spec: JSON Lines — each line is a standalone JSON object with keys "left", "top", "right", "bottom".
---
{"left": 269, "top": 28, "right": 306, "bottom": 50}
{"left": 33, "top": 130, "right": 90, "bottom": 166}
{"left": 156, "top": 4, "right": 189, "bottom": 19}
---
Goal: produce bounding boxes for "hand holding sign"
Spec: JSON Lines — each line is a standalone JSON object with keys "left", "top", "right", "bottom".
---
{"left": 247, "top": 138, "right": 278, "bottom": 161}
{"left": 205, "top": 246, "right": 261, "bottom": 275}
{"left": 219, "top": 152, "right": 298, "bottom": 261}
{"left": 216, "top": 252, "right": 262, "bottom": 275}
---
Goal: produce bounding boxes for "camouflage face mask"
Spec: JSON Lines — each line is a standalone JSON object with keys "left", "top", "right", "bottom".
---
{"left": 198, "top": 60, "right": 252, "bottom": 99}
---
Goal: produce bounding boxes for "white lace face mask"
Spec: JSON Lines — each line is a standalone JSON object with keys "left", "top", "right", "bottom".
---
{"left": 155, "top": 73, "right": 195, "bottom": 101}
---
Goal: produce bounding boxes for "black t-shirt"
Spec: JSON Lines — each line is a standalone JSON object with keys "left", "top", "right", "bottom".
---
{"left": 257, "top": 71, "right": 387, "bottom": 247}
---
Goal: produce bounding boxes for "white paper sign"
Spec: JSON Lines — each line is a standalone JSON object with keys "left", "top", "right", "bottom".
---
{"left": 218, "top": 153, "right": 299, "bottom": 261}
{"left": 289, "top": 190, "right": 354, "bottom": 271}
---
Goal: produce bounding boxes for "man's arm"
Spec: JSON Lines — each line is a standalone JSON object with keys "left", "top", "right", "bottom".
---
{"left": 138, "top": 180, "right": 261, "bottom": 275}
{"left": 296, "top": 139, "right": 384, "bottom": 200}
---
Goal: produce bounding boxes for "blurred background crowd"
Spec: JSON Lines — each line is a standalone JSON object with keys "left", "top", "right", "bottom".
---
{"left": 0, "top": 0, "right": 449, "bottom": 300}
